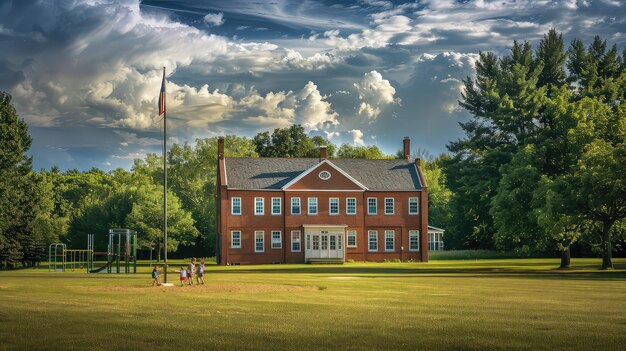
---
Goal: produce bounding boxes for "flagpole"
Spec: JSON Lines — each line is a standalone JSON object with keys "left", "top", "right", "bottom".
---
{"left": 162, "top": 66, "right": 168, "bottom": 284}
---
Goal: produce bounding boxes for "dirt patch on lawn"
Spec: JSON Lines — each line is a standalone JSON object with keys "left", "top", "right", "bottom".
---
{"left": 74, "top": 282, "right": 318, "bottom": 294}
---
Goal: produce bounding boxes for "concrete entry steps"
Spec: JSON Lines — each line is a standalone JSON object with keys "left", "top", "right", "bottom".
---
{"left": 308, "top": 258, "right": 344, "bottom": 264}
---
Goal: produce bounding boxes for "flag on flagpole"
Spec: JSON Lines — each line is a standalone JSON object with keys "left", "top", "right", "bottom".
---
{"left": 158, "top": 67, "right": 166, "bottom": 116}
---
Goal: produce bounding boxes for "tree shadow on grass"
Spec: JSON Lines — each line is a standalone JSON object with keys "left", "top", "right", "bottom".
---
{"left": 210, "top": 264, "right": 626, "bottom": 281}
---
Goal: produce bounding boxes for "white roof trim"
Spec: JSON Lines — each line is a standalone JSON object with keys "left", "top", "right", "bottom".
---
{"left": 281, "top": 160, "right": 369, "bottom": 191}
{"left": 302, "top": 224, "right": 349, "bottom": 228}
{"left": 428, "top": 225, "right": 445, "bottom": 232}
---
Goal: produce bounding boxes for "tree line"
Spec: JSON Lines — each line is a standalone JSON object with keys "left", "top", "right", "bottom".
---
{"left": 1, "top": 30, "right": 623, "bottom": 270}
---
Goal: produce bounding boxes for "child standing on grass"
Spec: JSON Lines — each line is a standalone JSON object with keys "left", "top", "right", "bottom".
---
{"left": 197, "top": 258, "right": 205, "bottom": 285}
{"left": 152, "top": 266, "right": 161, "bottom": 286}
{"left": 187, "top": 258, "right": 196, "bottom": 286}
{"left": 179, "top": 266, "right": 187, "bottom": 286}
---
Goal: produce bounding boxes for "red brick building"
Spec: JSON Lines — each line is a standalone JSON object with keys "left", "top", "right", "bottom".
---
{"left": 216, "top": 137, "right": 428, "bottom": 264}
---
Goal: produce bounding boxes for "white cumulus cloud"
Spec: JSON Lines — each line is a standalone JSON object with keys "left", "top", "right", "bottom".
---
{"left": 295, "top": 81, "right": 339, "bottom": 130}
{"left": 354, "top": 71, "right": 399, "bottom": 119}
{"left": 236, "top": 81, "right": 339, "bottom": 132}
{"left": 349, "top": 129, "right": 365, "bottom": 146}
{"left": 3, "top": 1, "right": 229, "bottom": 130}
{"left": 203, "top": 12, "right": 225, "bottom": 26}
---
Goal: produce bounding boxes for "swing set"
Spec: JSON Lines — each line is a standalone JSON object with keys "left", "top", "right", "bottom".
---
{"left": 48, "top": 229, "right": 137, "bottom": 274}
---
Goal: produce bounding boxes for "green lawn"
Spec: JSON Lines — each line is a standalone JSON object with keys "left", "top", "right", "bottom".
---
{"left": 1, "top": 259, "right": 625, "bottom": 351}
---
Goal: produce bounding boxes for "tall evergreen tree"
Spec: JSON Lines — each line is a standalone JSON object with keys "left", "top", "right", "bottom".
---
{"left": 536, "top": 29, "right": 567, "bottom": 92}
{"left": 0, "top": 92, "right": 46, "bottom": 268}
{"left": 566, "top": 39, "right": 587, "bottom": 85}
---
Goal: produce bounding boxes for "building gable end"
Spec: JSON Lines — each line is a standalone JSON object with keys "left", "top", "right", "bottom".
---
{"left": 282, "top": 160, "right": 368, "bottom": 191}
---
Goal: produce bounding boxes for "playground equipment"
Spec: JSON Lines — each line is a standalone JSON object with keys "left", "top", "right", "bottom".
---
{"left": 48, "top": 229, "right": 137, "bottom": 274}
{"left": 48, "top": 243, "right": 67, "bottom": 272}
{"left": 106, "top": 228, "right": 137, "bottom": 274}
{"left": 48, "top": 241, "right": 94, "bottom": 272}
{"left": 48, "top": 242, "right": 93, "bottom": 272}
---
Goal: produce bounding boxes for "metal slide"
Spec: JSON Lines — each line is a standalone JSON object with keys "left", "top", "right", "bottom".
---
{"left": 88, "top": 256, "right": 117, "bottom": 273}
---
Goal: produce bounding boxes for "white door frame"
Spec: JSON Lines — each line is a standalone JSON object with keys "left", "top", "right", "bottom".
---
{"left": 304, "top": 225, "right": 347, "bottom": 262}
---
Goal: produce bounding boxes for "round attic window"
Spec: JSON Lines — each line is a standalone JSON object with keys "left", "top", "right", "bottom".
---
{"left": 319, "top": 170, "right": 331, "bottom": 180}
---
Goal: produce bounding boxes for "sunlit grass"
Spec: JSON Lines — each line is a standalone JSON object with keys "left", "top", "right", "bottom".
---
{"left": 1, "top": 258, "right": 625, "bottom": 350}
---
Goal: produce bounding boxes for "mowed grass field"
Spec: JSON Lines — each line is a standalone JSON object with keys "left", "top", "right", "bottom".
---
{"left": 1, "top": 259, "right": 625, "bottom": 351}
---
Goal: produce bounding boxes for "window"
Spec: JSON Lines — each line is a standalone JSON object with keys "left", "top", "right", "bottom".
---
{"left": 329, "top": 198, "right": 339, "bottom": 215}
{"left": 255, "top": 231, "right": 264, "bottom": 252}
{"left": 291, "top": 231, "right": 301, "bottom": 252}
{"left": 321, "top": 235, "right": 328, "bottom": 250}
{"left": 271, "top": 197, "right": 281, "bottom": 215}
{"left": 306, "top": 235, "right": 311, "bottom": 250}
{"left": 347, "top": 230, "right": 357, "bottom": 247}
{"left": 319, "top": 170, "right": 331, "bottom": 180}
{"left": 410, "top": 230, "right": 420, "bottom": 251}
{"left": 367, "top": 198, "right": 377, "bottom": 215}
{"left": 338, "top": 234, "right": 342, "bottom": 250}
{"left": 385, "top": 198, "right": 394, "bottom": 215}
{"left": 330, "top": 235, "right": 336, "bottom": 250}
{"left": 429, "top": 232, "right": 444, "bottom": 251}
{"left": 409, "top": 197, "right": 419, "bottom": 215}
{"left": 291, "top": 197, "right": 301, "bottom": 215}
{"left": 385, "top": 230, "right": 395, "bottom": 251}
{"left": 346, "top": 198, "right": 356, "bottom": 215}
{"left": 308, "top": 197, "right": 318, "bottom": 215}
{"left": 231, "top": 197, "right": 241, "bottom": 215}
{"left": 312, "top": 235, "right": 319, "bottom": 250}
{"left": 255, "top": 197, "right": 264, "bottom": 215}
{"left": 368, "top": 231, "right": 378, "bottom": 251}
{"left": 271, "top": 231, "right": 282, "bottom": 249}
{"left": 231, "top": 231, "right": 241, "bottom": 248}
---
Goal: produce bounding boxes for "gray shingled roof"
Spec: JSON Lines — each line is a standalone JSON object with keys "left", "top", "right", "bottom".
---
{"left": 224, "top": 158, "right": 422, "bottom": 190}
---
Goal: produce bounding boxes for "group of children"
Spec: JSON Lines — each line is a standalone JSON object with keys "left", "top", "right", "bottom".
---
{"left": 151, "top": 258, "right": 205, "bottom": 287}
{"left": 179, "top": 258, "right": 205, "bottom": 286}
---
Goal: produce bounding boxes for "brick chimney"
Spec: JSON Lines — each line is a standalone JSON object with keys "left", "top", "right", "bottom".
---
{"left": 319, "top": 145, "right": 327, "bottom": 162}
{"left": 217, "top": 136, "right": 224, "bottom": 160}
{"left": 403, "top": 137, "right": 411, "bottom": 161}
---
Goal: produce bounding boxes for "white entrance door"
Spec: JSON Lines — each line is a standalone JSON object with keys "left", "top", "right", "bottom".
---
{"left": 305, "top": 228, "right": 345, "bottom": 262}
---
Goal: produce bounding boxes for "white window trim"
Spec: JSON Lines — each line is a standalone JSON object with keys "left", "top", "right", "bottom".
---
{"left": 254, "top": 197, "right": 264, "bottom": 215}
{"left": 231, "top": 197, "right": 242, "bottom": 215}
{"left": 346, "top": 197, "right": 357, "bottom": 215}
{"left": 308, "top": 197, "right": 318, "bottom": 215}
{"left": 367, "top": 197, "right": 377, "bottom": 215}
{"left": 255, "top": 231, "right": 264, "bottom": 253}
{"left": 291, "top": 230, "right": 301, "bottom": 253}
{"left": 408, "top": 197, "right": 419, "bottom": 215}
{"left": 231, "top": 230, "right": 241, "bottom": 249}
{"left": 271, "top": 230, "right": 282, "bottom": 249}
{"left": 329, "top": 197, "right": 340, "bottom": 215}
{"left": 428, "top": 232, "right": 443, "bottom": 251}
{"left": 347, "top": 230, "right": 357, "bottom": 248}
{"left": 271, "top": 197, "right": 281, "bottom": 215}
{"left": 291, "top": 197, "right": 301, "bottom": 215}
{"left": 384, "top": 197, "right": 395, "bottom": 215}
{"left": 368, "top": 230, "right": 378, "bottom": 252}
{"left": 385, "top": 230, "right": 395, "bottom": 252}
{"left": 409, "top": 230, "right": 420, "bottom": 252}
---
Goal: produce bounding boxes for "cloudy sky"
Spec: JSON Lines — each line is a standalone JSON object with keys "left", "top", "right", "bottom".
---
{"left": 1, "top": 0, "right": 625, "bottom": 170}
